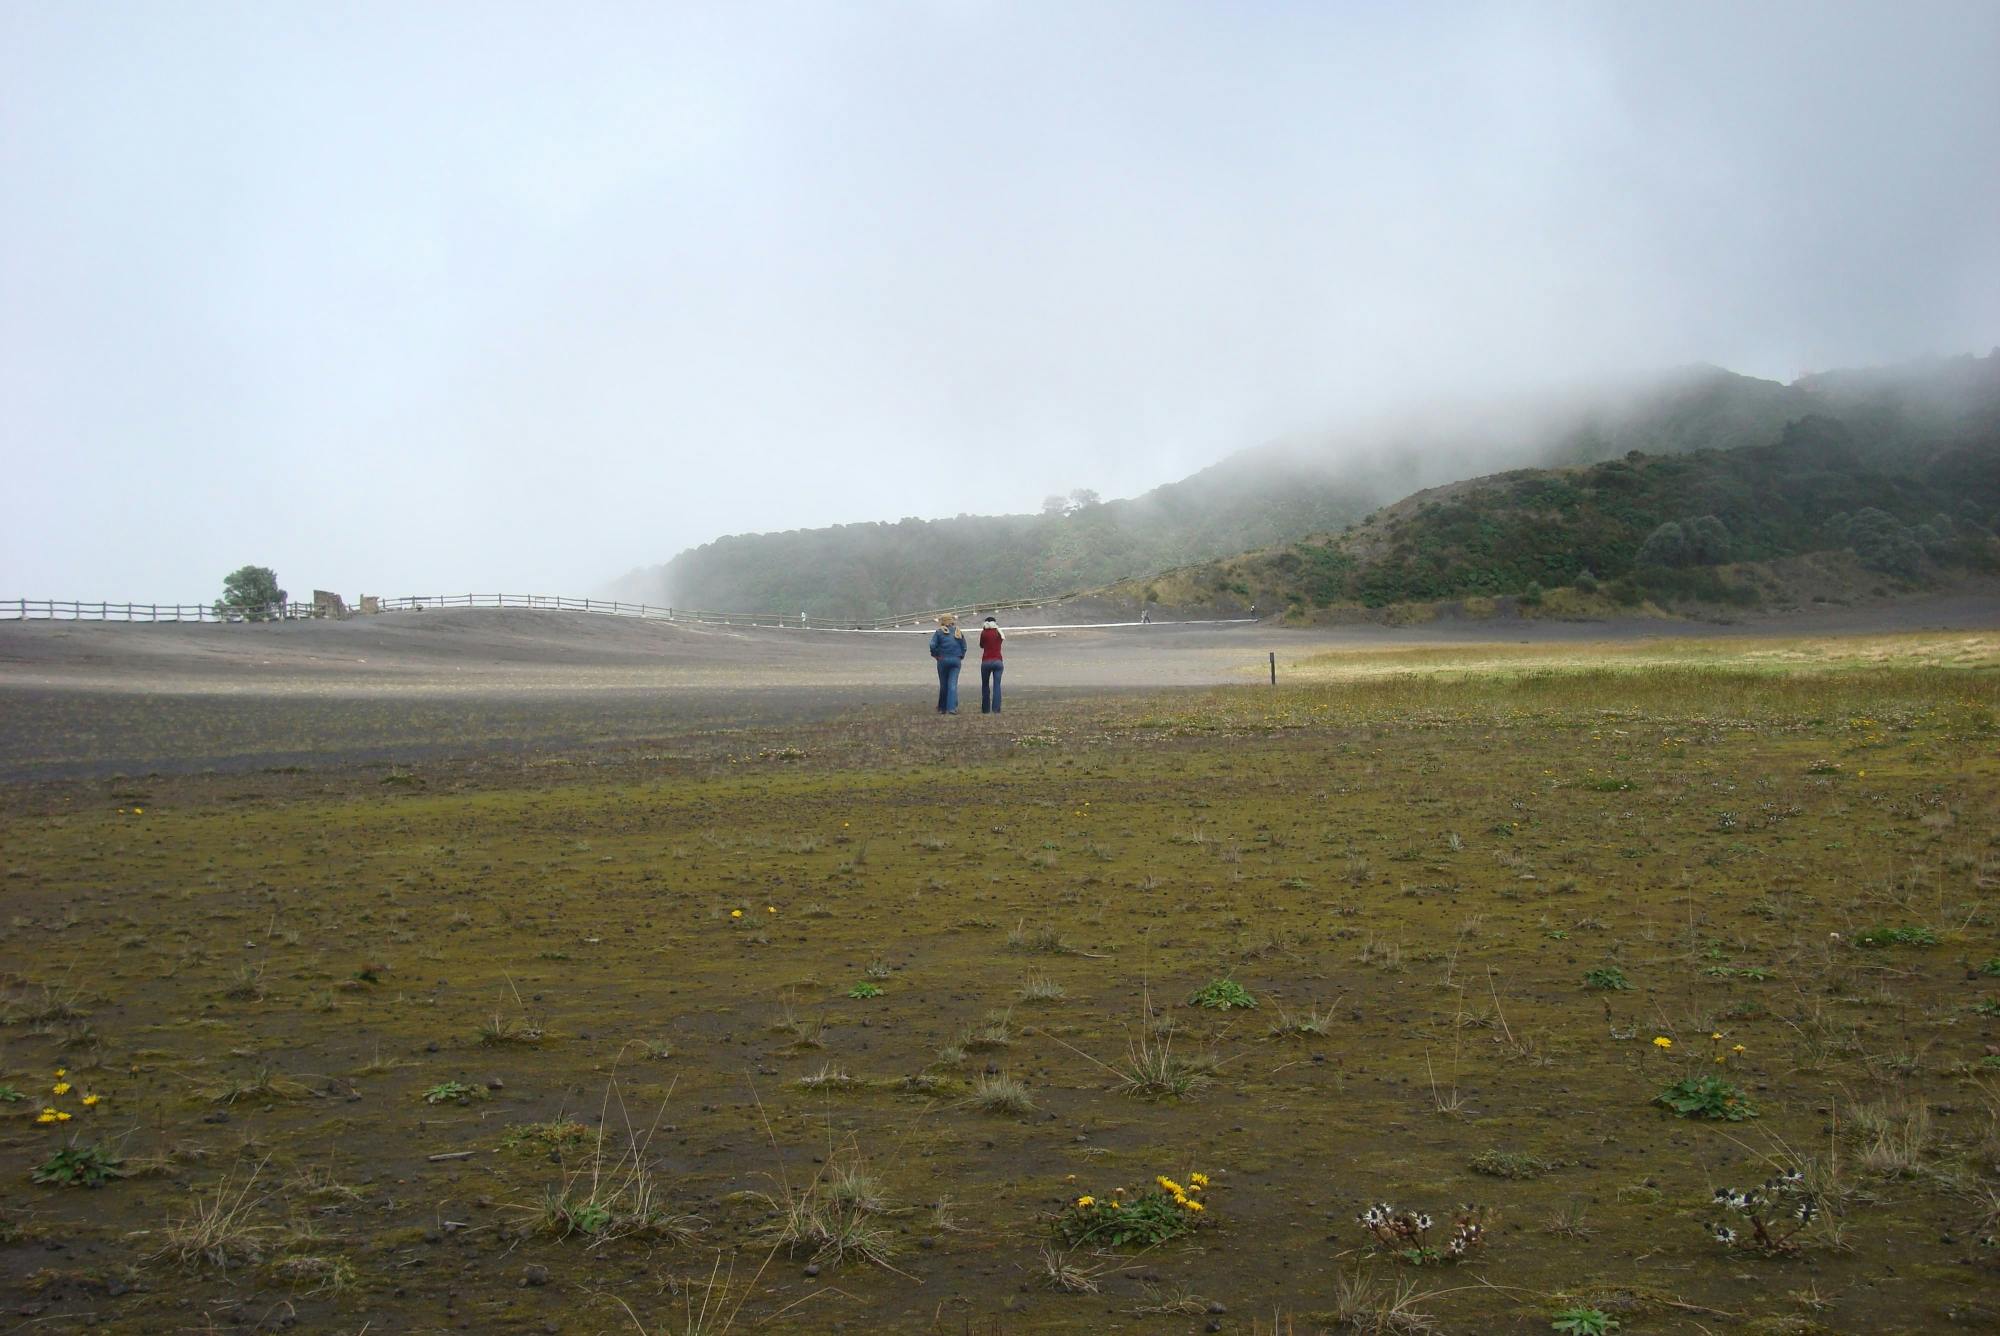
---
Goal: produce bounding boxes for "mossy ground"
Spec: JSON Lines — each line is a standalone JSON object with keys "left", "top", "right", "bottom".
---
{"left": 1, "top": 632, "right": 1996, "bottom": 1333}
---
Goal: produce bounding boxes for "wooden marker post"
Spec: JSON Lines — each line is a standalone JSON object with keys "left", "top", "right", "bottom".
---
{"left": 1269, "top": 651, "right": 1276, "bottom": 685}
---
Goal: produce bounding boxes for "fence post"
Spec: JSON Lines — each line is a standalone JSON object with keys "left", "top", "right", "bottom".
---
{"left": 1269, "top": 651, "right": 1276, "bottom": 686}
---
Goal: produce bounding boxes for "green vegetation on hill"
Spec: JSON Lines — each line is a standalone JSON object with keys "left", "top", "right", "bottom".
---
{"left": 617, "top": 363, "right": 1851, "bottom": 620}
{"left": 636, "top": 468, "right": 1372, "bottom": 622}
{"left": 1133, "top": 372, "right": 2000, "bottom": 615}
{"left": 620, "top": 353, "right": 1999, "bottom": 620}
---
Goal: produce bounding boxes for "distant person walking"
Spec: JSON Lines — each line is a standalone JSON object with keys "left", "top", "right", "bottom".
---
{"left": 978, "top": 615, "right": 1005, "bottom": 713}
{"left": 929, "top": 614, "right": 967, "bottom": 714}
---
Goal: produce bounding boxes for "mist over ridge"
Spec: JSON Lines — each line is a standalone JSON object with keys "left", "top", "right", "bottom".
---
{"left": 619, "top": 351, "right": 1998, "bottom": 620}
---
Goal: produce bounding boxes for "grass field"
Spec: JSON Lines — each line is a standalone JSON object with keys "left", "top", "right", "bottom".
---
{"left": 1, "top": 629, "right": 1996, "bottom": 1333}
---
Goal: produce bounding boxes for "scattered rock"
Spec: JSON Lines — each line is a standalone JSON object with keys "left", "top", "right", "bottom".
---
{"left": 521, "top": 1264, "right": 551, "bottom": 1287}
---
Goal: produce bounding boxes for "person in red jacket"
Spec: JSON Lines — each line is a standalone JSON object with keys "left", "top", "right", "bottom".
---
{"left": 977, "top": 615, "right": 1006, "bottom": 713}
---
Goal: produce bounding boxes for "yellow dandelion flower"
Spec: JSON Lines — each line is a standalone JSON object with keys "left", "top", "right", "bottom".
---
{"left": 1183, "top": 1199, "right": 1204, "bottom": 1212}
{"left": 1710, "top": 1032, "right": 1722, "bottom": 1041}
{"left": 82, "top": 1094, "right": 102, "bottom": 1107}
{"left": 52, "top": 1082, "right": 71, "bottom": 1096}
{"left": 1652, "top": 1036, "right": 1673, "bottom": 1049}
{"left": 1732, "top": 1044, "right": 1746, "bottom": 1053}
{"left": 766, "top": 906, "right": 778, "bottom": 914}
{"left": 729, "top": 909, "right": 743, "bottom": 919}
{"left": 1075, "top": 1195, "right": 1095, "bottom": 1208}
{"left": 36, "top": 1109, "right": 58, "bottom": 1124}
{"left": 54, "top": 1110, "right": 71, "bottom": 1122}
{"left": 53, "top": 1068, "right": 66, "bottom": 1078}
{"left": 1189, "top": 1172, "right": 1209, "bottom": 1186}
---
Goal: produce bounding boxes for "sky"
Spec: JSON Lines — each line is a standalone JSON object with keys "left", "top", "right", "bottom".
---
{"left": 4, "top": 1, "right": 1998, "bottom": 602}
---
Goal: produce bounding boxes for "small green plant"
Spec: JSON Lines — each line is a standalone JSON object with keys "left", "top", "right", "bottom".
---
{"left": 1973, "top": 999, "right": 2000, "bottom": 1018}
{"left": 501, "top": 1118, "right": 590, "bottom": 1156}
{"left": 965, "top": 1073, "right": 1035, "bottom": 1116}
{"left": 1469, "top": 1149, "right": 1550, "bottom": 1180}
{"left": 421, "top": 1081, "right": 482, "bottom": 1105}
{"left": 32, "top": 1142, "right": 127, "bottom": 1188}
{"left": 1582, "top": 966, "right": 1630, "bottom": 991}
{"left": 1853, "top": 925, "right": 1937, "bottom": 949}
{"left": 845, "top": 981, "right": 883, "bottom": 999}
{"left": 1979, "top": 958, "right": 2000, "bottom": 977}
{"left": 1054, "top": 1171, "right": 1212, "bottom": 1248}
{"left": 1551, "top": 1308, "right": 1619, "bottom": 1335}
{"left": 0, "top": 1084, "right": 22, "bottom": 1103}
{"left": 1705, "top": 965, "right": 1775, "bottom": 981}
{"left": 1187, "top": 977, "right": 1257, "bottom": 1010}
{"left": 1654, "top": 1075, "right": 1757, "bottom": 1121}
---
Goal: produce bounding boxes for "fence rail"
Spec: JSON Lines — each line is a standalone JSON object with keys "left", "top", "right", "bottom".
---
{"left": 0, "top": 598, "right": 334, "bottom": 623}
{"left": 3, "top": 592, "right": 1093, "bottom": 631}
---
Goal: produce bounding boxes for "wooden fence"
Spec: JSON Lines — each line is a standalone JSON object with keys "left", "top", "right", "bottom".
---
{"left": 0, "top": 598, "right": 328, "bottom": 623}
{"left": 3, "top": 591, "right": 1087, "bottom": 631}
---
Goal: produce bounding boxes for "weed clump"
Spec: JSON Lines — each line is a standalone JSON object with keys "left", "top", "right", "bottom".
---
{"left": 32, "top": 1142, "right": 127, "bottom": 1188}
{"left": 1654, "top": 1075, "right": 1757, "bottom": 1121}
{"left": 1356, "top": 1202, "right": 1488, "bottom": 1264}
{"left": 1468, "top": 1149, "right": 1549, "bottom": 1180}
{"left": 1707, "top": 1168, "right": 1818, "bottom": 1254}
{"left": 1054, "top": 1171, "right": 1213, "bottom": 1247}
{"left": 1187, "top": 977, "right": 1258, "bottom": 1010}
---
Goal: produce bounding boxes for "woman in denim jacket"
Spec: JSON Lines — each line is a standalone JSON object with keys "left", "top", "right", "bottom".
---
{"left": 928, "top": 614, "right": 967, "bottom": 714}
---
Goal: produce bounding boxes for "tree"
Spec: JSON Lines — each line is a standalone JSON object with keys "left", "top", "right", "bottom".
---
{"left": 1685, "top": 515, "right": 1733, "bottom": 565}
{"left": 1067, "top": 488, "right": 1101, "bottom": 512}
{"left": 1041, "top": 495, "right": 1068, "bottom": 515}
{"left": 1635, "top": 521, "right": 1688, "bottom": 568}
{"left": 217, "top": 565, "right": 285, "bottom": 618}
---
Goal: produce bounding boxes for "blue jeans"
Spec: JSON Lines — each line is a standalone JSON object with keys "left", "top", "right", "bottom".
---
{"left": 935, "top": 660, "right": 961, "bottom": 713}
{"left": 980, "top": 660, "right": 1003, "bottom": 712}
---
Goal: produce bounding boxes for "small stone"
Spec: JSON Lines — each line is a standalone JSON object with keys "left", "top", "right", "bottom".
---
{"left": 1208, "top": 1301, "right": 1227, "bottom": 1314}
{"left": 425, "top": 1041, "right": 440, "bottom": 1053}
{"left": 803, "top": 1263, "right": 820, "bottom": 1278}
{"left": 521, "top": 1264, "right": 550, "bottom": 1287}
{"left": 486, "top": 1078, "right": 504, "bottom": 1090}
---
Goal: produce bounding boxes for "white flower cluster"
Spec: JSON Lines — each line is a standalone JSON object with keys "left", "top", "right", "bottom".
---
{"left": 1707, "top": 1169, "right": 1816, "bottom": 1253}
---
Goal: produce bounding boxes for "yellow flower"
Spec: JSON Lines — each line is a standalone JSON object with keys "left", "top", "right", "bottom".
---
{"left": 81, "top": 1094, "right": 101, "bottom": 1107}
{"left": 1652, "top": 1036, "right": 1673, "bottom": 1049}
{"left": 1732, "top": 1044, "right": 1746, "bottom": 1054}
{"left": 1715, "top": 1055, "right": 1726, "bottom": 1064}
{"left": 53, "top": 1068, "right": 66, "bottom": 1078}
{"left": 729, "top": 909, "right": 743, "bottom": 919}
{"left": 55, "top": 1110, "right": 71, "bottom": 1122}
{"left": 1710, "top": 1032, "right": 1722, "bottom": 1041}
{"left": 134, "top": 807, "right": 143, "bottom": 814}
{"left": 766, "top": 906, "right": 778, "bottom": 914}
{"left": 1189, "top": 1171, "right": 1209, "bottom": 1186}
{"left": 1075, "top": 1195, "right": 1095, "bottom": 1208}
{"left": 36, "top": 1109, "right": 58, "bottom": 1124}
{"left": 1183, "top": 1199, "right": 1204, "bottom": 1212}
{"left": 52, "top": 1082, "right": 71, "bottom": 1096}
{"left": 1156, "top": 1176, "right": 1183, "bottom": 1195}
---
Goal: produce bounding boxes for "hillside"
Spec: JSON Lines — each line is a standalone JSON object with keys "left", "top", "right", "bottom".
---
{"left": 614, "top": 363, "right": 1819, "bottom": 620}
{"left": 1117, "top": 353, "right": 2000, "bottom": 617}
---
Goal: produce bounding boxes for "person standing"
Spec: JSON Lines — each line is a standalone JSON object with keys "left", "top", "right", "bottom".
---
{"left": 978, "top": 615, "right": 1005, "bottom": 713}
{"left": 929, "top": 614, "right": 967, "bottom": 714}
